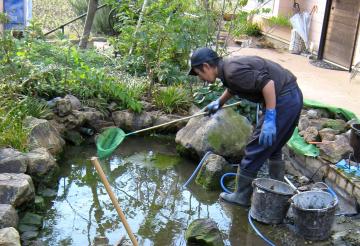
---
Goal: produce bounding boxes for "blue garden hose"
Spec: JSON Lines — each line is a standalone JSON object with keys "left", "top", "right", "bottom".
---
{"left": 220, "top": 172, "right": 236, "bottom": 194}
{"left": 182, "top": 151, "right": 212, "bottom": 189}
{"left": 220, "top": 172, "right": 276, "bottom": 246}
{"left": 248, "top": 211, "right": 276, "bottom": 246}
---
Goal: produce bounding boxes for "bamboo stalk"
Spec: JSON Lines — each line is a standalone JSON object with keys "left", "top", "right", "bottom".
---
{"left": 91, "top": 157, "right": 138, "bottom": 246}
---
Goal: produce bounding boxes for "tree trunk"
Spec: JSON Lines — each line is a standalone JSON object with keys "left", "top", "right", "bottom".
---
{"left": 79, "top": 0, "right": 98, "bottom": 49}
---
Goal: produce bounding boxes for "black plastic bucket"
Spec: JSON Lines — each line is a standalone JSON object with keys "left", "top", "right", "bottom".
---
{"left": 291, "top": 191, "right": 338, "bottom": 240}
{"left": 250, "top": 178, "right": 294, "bottom": 224}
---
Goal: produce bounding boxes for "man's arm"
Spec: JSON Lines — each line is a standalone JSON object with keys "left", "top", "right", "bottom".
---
{"left": 262, "top": 80, "right": 276, "bottom": 109}
{"left": 219, "top": 89, "right": 234, "bottom": 106}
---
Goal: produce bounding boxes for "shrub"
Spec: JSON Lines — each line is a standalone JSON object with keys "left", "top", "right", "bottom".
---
{"left": 154, "top": 85, "right": 191, "bottom": 114}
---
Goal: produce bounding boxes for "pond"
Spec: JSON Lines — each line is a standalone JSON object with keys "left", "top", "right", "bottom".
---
{"left": 36, "top": 135, "right": 292, "bottom": 246}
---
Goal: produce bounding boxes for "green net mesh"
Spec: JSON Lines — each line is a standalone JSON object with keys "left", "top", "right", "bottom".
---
{"left": 96, "top": 128, "right": 126, "bottom": 159}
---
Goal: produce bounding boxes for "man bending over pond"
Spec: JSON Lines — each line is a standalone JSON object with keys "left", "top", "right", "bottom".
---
{"left": 188, "top": 47, "right": 303, "bottom": 206}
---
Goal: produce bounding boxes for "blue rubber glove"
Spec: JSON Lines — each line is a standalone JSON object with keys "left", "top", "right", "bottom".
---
{"left": 206, "top": 99, "right": 221, "bottom": 115}
{"left": 259, "top": 109, "right": 277, "bottom": 147}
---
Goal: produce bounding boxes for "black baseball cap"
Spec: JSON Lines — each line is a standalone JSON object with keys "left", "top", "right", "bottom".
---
{"left": 188, "top": 47, "right": 219, "bottom": 76}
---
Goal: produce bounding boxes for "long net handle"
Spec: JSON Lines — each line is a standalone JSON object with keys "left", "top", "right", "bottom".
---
{"left": 127, "top": 101, "right": 242, "bottom": 136}
{"left": 91, "top": 157, "right": 139, "bottom": 246}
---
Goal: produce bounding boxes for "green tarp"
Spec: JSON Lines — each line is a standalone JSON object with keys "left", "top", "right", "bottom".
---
{"left": 287, "top": 99, "right": 359, "bottom": 157}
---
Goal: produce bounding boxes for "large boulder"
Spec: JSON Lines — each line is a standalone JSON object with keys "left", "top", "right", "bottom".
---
{"left": 24, "top": 117, "right": 65, "bottom": 156}
{"left": 54, "top": 98, "right": 72, "bottom": 117}
{"left": 63, "top": 130, "right": 84, "bottom": 146}
{"left": 175, "top": 109, "right": 252, "bottom": 162}
{"left": 303, "top": 126, "right": 319, "bottom": 143}
{"left": 112, "top": 110, "right": 153, "bottom": 131}
{"left": 319, "top": 135, "right": 353, "bottom": 163}
{"left": 82, "top": 107, "right": 114, "bottom": 132}
{"left": 0, "top": 173, "right": 35, "bottom": 207}
{"left": 152, "top": 113, "right": 187, "bottom": 133}
{"left": 0, "top": 148, "right": 28, "bottom": 174}
{"left": 0, "top": 204, "right": 18, "bottom": 229}
{"left": 319, "top": 128, "right": 339, "bottom": 142}
{"left": 54, "top": 110, "right": 87, "bottom": 130}
{"left": 185, "top": 219, "right": 223, "bottom": 246}
{"left": 25, "top": 148, "right": 59, "bottom": 183}
{"left": 64, "top": 94, "right": 82, "bottom": 111}
{"left": 195, "top": 154, "right": 231, "bottom": 190}
{"left": 0, "top": 227, "right": 21, "bottom": 246}
{"left": 323, "top": 119, "right": 347, "bottom": 133}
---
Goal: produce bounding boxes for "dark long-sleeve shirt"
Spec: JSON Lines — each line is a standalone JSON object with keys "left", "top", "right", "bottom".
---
{"left": 217, "top": 56, "right": 297, "bottom": 103}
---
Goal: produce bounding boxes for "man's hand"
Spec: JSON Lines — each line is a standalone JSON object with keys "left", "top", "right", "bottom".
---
{"left": 205, "top": 99, "right": 221, "bottom": 115}
{"left": 259, "top": 109, "right": 276, "bottom": 147}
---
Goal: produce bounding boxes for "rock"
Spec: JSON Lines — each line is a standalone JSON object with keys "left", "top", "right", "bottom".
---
{"left": 303, "top": 127, "right": 319, "bottom": 143}
{"left": 63, "top": 130, "right": 84, "bottom": 146}
{"left": 24, "top": 117, "right": 65, "bottom": 156}
{"left": 37, "top": 188, "right": 57, "bottom": 198}
{"left": 0, "top": 148, "right": 28, "bottom": 173}
{"left": 298, "top": 117, "right": 310, "bottom": 132}
{"left": 18, "top": 224, "right": 38, "bottom": 233}
{"left": 195, "top": 154, "right": 230, "bottom": 190}
{"left": 34, "top": 196, "right": 45, "bottom": 210}
{"left": 308, "top": 118, "right": 328, "bottom": 131}
{"left": 175, "top": 108, "right": 252, "bottom": 162}
{"left": 319, "top": 128, "right": 339, "bottom": 142}
{"left": 112, "top": 110, "right": 153, "bottom": 131}
{"left": 107, "top": 102, "right": 118, "bottom": 112}
{"left": 53, "top": 110, "right": 86, "bottom": 130}
{"left": 82, "top": 107, "right": 104, "bottom": 122}
{"left": 152, "top": 113, "right": 186, "bottom": 133}
{"left": 324, "top": 119, "right": 347, "bottom": 133}
{"left": 55, "top": 98, "right": 72, "bottom": 117}
{"left": 0, "top": 173, "right": 35, "bottom": 207}
{"left": 25, "top": 148, "right": 59, "bottom": 183}
{"left": 141, "top": 101, "right": 153, "bottom": 111}
{"left": 64, "top": 94, "right": 81, "bottom": 110}
{"left": 0, "top": 227, "right": 21, "bottom": 246}
{"left": 319, "top": 135, "right": 353, "bottom": 163}
{"left": 20, "top": 213, "right": 43, "bottom": 227}
{"left": 21, "top": 230, "right": 39, "bottom": 241}
{"left": 189, "top": 104, "right": 201, "bottom": 115}
{"left": 185, "top": 219, "right": 223, "bottom": 246}
{"left": 306, "top": 110, "right": 319, "bottom": 119}
{"left": 0, "top": 204, "right": 18, "bottom": 229}
{"left": 93, "top": 236, "right": 110, "bottom": 246}
{"left": 48, "top": 120, "right": 66, "bottom": 135}
{"left": 46, "top": 97, "right": 61, "bottom": 109}
{"left": 298, "top": 176, "right": 310, "bottom": 185}
{"left": 87, "top": 120, "right": 115, "bottom": 132}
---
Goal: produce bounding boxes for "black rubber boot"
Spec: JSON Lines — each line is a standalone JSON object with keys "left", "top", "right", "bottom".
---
{"left": 268, "top": 160, "right": 285, "bottom": 182}
{"left": 219, "top": 168, "right": 254, "bottom": 207}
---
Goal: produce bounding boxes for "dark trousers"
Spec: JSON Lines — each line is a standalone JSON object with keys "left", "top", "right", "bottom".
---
{"left": 240, "top": 82, "right": 303, "bottom": 177}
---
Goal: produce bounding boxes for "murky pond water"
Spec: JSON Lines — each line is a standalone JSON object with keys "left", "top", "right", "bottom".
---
{"left": 36, "top": 135, "right": 299, "bottom": 246}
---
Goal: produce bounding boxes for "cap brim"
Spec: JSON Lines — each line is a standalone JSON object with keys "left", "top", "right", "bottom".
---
{"left": 188, "top": 67, "right": 197, "bottom": 76}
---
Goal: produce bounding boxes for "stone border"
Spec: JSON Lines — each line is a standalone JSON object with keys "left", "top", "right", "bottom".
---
{"left": 284, "top": 146, "right": 360, "bottom": 207}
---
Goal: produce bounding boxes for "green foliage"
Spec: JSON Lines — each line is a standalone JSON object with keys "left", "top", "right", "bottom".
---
{"left": 193, "top": 81, "right": 257, "bottom": 124}
{"left": 267, "top": 15, "right": 291, "bottom": 27}
{"left": 154, "top": 85, "right": 191, "bottom": 114}
{"left": 32, "top": 0, "right": 82, "bottom": 37}
{"left": 108, "top": 0, "right": 215, "bottom": 84}
{"left": 0, "top": 22, "right": 150, "bottom": 150}
{"left": 69, "top": 0, "right": 113, "bottom": 35}
{"left": 244, "top": 23, "right": 262, "bottom": 37}
{"left": 227, "top": 11, "right": 262, "bottom": 37}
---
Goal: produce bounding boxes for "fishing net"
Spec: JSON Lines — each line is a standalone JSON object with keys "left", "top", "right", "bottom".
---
{"left": 96, "top": 128, "right": 126, "bottom": 159}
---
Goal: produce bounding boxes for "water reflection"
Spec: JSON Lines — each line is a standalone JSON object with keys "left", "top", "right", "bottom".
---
{"left": 38, "top": 136, "right": 275, "bottom": 245}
